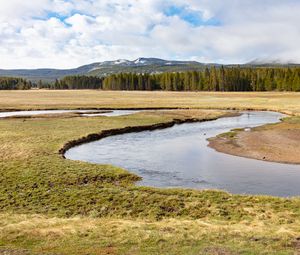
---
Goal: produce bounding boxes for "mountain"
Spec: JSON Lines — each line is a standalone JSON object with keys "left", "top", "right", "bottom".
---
{"left": 90, "top": 58, "right": 201, "bottom": 68}
{"left": 1, "top": 57, "right": 299, "bottom": 82}
{"left": 245, "top": 58, "right": 300, "bottom": 67}
{"left": 0, "top": 63, "right": 101, "bottom": 82}
{"left": 0, "top": 58, "right": 212, "bottom": 82}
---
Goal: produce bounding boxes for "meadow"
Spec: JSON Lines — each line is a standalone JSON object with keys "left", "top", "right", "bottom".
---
{"left": 0, "top": 91, "right": 300, "bottom": 254}
{"left": 1, "top": 90, "right": 300, "bottom": 116}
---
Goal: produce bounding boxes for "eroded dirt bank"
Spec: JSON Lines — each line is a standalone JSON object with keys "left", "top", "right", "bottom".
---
{"left": 208, "top": 116, "right": 300, "bottom": 164}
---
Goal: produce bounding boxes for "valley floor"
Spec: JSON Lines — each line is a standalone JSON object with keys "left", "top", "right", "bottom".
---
{"left": 1, "top": 90, "right": 300, "bottom": 116}
{"left": 0, "top": 91, "right": 300, "bottom": 254}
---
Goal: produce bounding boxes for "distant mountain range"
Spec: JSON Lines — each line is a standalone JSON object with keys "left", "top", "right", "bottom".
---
{"left": 0, "top": 57, "right": 299, "bottom": 82}
{"left": 0, "top": 58, "right": 212, "bottom": 82}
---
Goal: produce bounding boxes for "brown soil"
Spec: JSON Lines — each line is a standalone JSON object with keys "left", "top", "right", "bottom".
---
{"left": 208, "top": 118, "right": 300, "bottom": 164}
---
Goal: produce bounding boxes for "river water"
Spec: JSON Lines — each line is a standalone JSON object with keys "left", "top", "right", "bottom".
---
{"left": 0, "top": 109, "right": 140, "bottom": 118}
{"left": 65, "top": 111, "right": 300, "bottom": 197}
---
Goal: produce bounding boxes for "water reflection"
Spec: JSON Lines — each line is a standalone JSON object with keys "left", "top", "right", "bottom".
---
{"left": 65, "top": 111, "right": 300, "bottom": 197}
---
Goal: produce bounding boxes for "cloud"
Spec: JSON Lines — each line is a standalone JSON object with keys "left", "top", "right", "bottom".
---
{"left": 163, "top": 5, "right": 221, "bottom": 27}
{"left": 0, "top": 0, "right": 299, "bottom": 68}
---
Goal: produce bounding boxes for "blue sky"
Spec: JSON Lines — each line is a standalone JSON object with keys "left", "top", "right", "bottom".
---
{"left": 164, "top": 5, "right": 221, "bottom": 27}
{"left": 0, "top": 0, "right": 299, "bottom": 68}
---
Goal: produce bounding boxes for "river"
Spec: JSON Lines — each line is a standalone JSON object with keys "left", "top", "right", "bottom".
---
{"left": 65, "top": 111, "right": 300, "bottom": 197}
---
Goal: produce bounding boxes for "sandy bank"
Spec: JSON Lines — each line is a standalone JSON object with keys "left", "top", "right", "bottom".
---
{"left": 208, "top": 117, "right": 300, "bottom": 164}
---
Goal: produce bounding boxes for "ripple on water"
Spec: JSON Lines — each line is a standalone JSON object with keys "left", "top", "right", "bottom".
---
{"left": 65, "top": 111, "right": 300, "bottom": 197}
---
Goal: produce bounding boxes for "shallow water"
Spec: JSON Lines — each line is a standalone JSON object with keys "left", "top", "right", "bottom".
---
{"left": 81, "top": 110, "right": 141, "bottom": 117}
{"left": 0, "top": 109, "right": 140, "bottom": 118}
{"left": 65, "top": 111, "right": 300, "bottom": 197}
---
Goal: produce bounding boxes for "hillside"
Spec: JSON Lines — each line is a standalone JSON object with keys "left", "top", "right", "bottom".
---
{"left": 1, "top": 57, "right": 300, "bottom": 82}
{"left": 0, "top": 58, "right": 210, "bottom": 82}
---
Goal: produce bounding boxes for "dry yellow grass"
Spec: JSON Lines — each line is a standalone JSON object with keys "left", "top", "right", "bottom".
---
{"left": 0, "top": 213, "right": 298, "bottom": 255}
{"left": 1, "top": 91, "right": 300, "bottom": 254}
{"left": 1, "top": 90, "right": 300, "bottom": 115}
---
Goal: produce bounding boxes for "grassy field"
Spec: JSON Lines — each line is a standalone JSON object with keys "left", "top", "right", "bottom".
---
{"left": 1, "top": 90, "right": 300, "bottom": 115}
{"left": 1, "top": 91, "right": 300, "bottom": 254}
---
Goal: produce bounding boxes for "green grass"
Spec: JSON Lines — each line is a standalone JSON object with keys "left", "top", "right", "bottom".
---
{"left": 217, "top": 131, "right": 238, "bottom": 139}
{"left": 0, "top": 90, "right": 300, "bottom": 255}
{"left": 0, "top": 110, "right": 240, "bottom": 218}
{"left": 0, "top": 101, "right": 300, "bottom": 254}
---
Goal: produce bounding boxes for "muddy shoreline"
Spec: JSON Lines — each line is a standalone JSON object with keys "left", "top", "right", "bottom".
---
{"left": 208, "top": 126, "right": 300, "bottom": 165}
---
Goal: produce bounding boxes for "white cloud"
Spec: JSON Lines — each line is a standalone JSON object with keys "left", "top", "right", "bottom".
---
{"left": 0, "top": 0, "right": 300, "bottom": 68}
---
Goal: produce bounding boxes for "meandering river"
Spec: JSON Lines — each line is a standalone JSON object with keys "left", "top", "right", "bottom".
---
{"left": 65, "top": 111, "right": 300, "bottom": 197}
{"left": 2, "top": 109, "right": 299, "bottom": 197}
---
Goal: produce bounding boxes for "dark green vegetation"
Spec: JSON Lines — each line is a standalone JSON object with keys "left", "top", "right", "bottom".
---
{"left": 42, "top": 76, "right": 103, "bottom": 89}
{"left": 54, "top": 66, "right": 300, "bottom": 91}
{"left": 0, "top": 110, "right": 300, "bottom": 254}
{"left": 5, "top": 66, "right": 300, "bottom": 91}
{"left": 0, "top": 77, "right": 32, "bottom": 90}
{"left": 102, "top": 67, "right": 300, "bottom": 91}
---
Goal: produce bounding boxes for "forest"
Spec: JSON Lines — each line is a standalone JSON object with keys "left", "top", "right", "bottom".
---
{"left": 102, "top": 67, "right": 300, "bottom": 91}
{"left": 1, "top": 67, "right": 300, "bottom": 91}
{"left": 0, "top": 77, "right": 31, "bottom": 90}
{"left": 39, "top": 76, "right": 103, "bottom": 89}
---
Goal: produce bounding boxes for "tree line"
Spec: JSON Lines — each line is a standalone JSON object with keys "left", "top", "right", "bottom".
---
{"left": 0, "top": 77, "right": 32, "bottom": 90}
{"left": 102, "top": 67, "right": 300, "bottom": 91}
{"left": 1, "top": 66, "right": 300, "bottom": 91}
{"left": 39, "top": 76, "right": 103, "bottom": 89}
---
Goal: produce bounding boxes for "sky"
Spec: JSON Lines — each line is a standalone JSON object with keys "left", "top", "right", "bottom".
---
{"left": 0, "top": 0, "right": 300, "bottom": 69}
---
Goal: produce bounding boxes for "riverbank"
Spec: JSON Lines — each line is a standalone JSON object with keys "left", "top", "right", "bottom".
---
{"left": 208, "top": 116, "right": 300, "bottom": 164}
{"left": 1, "top": 109, "right": 300, "bottom": 254}
{"left": 59, "top": 110, "right": 239, "bottom": 157}
{"left": 65, "top": 111, "right": 300, "bottom": 197}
